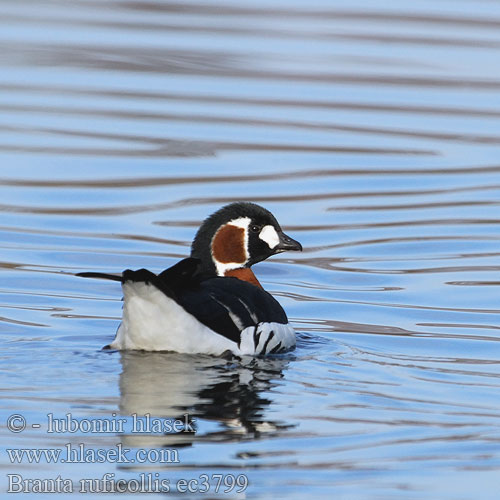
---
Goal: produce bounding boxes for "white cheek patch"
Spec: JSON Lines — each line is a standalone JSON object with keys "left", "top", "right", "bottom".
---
{"left": 259, "top": 225, "right": 280, "bottom": 249}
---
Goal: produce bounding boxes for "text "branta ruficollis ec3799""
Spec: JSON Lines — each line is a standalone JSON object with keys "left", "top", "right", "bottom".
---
{"left": 77, "top": 202, "right": 302, "bottom": 356}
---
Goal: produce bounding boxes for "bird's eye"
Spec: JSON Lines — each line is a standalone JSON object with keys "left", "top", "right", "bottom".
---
{"left": 250, "top": 225, "right": 260, "bottom": 233}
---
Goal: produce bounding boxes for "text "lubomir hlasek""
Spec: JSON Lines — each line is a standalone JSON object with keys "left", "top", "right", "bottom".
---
{"left": 45, "top": 413, "right": 196, "bottom": 434}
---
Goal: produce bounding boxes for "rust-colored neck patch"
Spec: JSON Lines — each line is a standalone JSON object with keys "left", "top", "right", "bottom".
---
{"left": 211, "top": 224, "right": 247, "bottom": 264}
{"left": 225, "top": 268, "right": 263, "bottom": 289}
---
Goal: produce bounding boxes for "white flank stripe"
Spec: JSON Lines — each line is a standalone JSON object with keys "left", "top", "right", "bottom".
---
{"left": 239, "top": 322, "right": 296, "bottom": 355}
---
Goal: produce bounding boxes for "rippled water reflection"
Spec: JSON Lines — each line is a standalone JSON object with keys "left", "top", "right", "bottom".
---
{"left": 1, "top": 0, "right": 500, "bottom": 498}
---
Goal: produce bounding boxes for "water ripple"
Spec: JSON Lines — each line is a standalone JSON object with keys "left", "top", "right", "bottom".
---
{"left": 2, "top": 0, "right": 500, "bottom": 497}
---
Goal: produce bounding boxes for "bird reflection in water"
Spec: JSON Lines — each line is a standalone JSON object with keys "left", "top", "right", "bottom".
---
{"left": 117, "top": 351, "right": 295, "bottom": 449}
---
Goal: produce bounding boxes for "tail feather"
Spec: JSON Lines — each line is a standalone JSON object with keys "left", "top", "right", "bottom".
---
{"left": 76, "top": 272, "right": 124, "bottom": 282}
{"left": 77, "top": 269, "right": 161, "bottom": 283}
{"left": 76, "top": 260, "right": 201, "bottom": 301}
